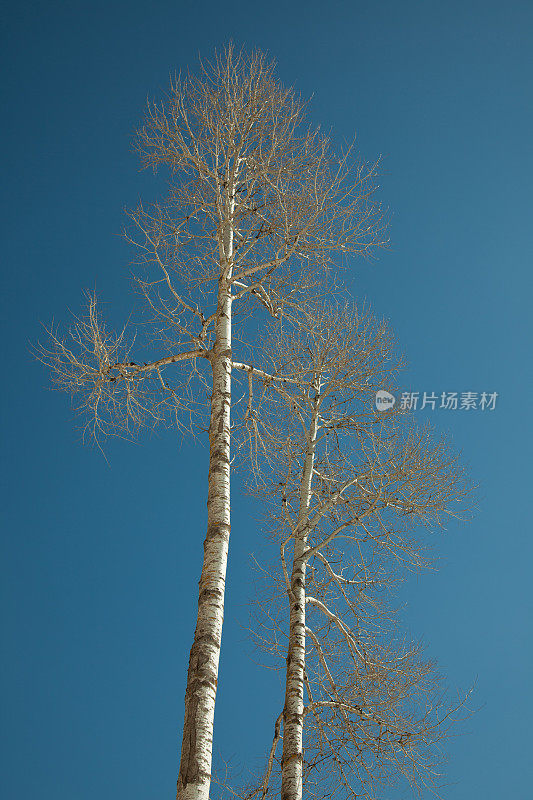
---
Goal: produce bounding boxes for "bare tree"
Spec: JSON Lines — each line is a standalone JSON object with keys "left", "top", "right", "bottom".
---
{"left": 231, "top": 305, "right": 471, "bottom": 800}
{"left": 37, "top": 46, "right": 387, "bottom": 800}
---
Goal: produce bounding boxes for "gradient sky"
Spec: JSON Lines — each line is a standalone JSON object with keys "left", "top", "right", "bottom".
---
{"left": 2, "top": 2, "right": 532, "bottom": 798}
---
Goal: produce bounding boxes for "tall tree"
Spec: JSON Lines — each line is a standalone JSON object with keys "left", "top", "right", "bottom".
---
{"left": 233, "top": 305, "right": 470, "bottom": 800}
{"left": 37, "top": 46, "right": 386, "bottom": 800}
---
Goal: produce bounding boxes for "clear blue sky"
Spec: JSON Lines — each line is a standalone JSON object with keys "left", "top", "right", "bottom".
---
{"left": 1, "top": 1, "right": 532, "bottom": 798}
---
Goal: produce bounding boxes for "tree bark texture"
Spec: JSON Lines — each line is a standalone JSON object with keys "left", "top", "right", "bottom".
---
{"left": 281, "top": 399, "right": 319, "bottom": 800}
{"left": 177, "top": 192, "right": 235, "bottom": 800}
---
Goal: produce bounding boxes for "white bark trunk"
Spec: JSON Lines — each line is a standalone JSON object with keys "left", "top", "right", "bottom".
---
{"left": 177, "top": 186, "right": 235, "bottom": 800}
{"left": 281, "top": 397, "right": 319, "bottom": 800}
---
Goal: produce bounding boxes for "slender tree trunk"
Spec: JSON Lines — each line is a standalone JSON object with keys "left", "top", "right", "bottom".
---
{"left": 177, "top": 189, "right": 235, "bottom": 800}
{"left": 281, "top": 396, "right": 319, "bottom": 800}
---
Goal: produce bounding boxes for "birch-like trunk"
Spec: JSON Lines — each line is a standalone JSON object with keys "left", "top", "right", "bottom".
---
{"left": 177, "top": 187, "right": 235, "bottom": 800}
{"left": 281, "top": 397, "right": 319, "bottom": 800}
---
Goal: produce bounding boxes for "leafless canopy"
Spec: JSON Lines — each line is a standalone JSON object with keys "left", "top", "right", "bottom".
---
{"left": 134, "top": 45, "right": 386, "bottom": 287}
{"left": 232, "top": 304, "right": 472, "bottom": 800}
{"left": 36, "top": 45, "right": 387, "bottom": 446}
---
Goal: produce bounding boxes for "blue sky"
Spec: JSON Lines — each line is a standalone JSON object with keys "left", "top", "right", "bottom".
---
{"left": 1, "top": 1, "right": 532, "bottom": 798}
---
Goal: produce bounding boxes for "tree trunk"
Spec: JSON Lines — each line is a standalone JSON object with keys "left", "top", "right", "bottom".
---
{"left": 177, "top": 186, "right": 235, "bottom": 800}
{"left": 281, "top": 398, "right": 319, "bottom": 800}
